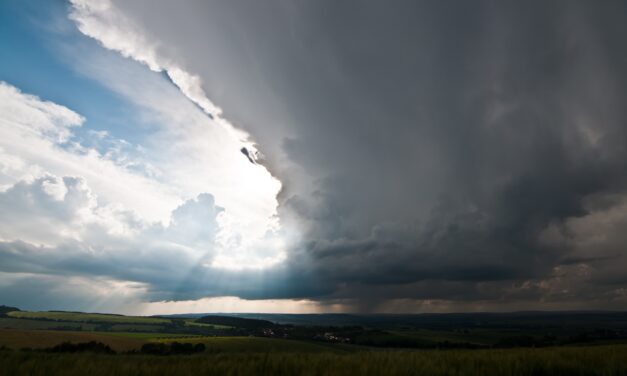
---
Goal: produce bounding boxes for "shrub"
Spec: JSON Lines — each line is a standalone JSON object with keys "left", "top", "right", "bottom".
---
{"left": 46, "top": 341, "right": 115, "bottom": 354}
{"left": 140, "top": 342, "right": 205, "bottom": 355}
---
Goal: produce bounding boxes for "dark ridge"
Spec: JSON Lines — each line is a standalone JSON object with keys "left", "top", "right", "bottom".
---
{"left": 0, "top": 305, "right": 20, "bottom": 316}
{"left": 196, "top": 315, "right": 274, "bottom": 329}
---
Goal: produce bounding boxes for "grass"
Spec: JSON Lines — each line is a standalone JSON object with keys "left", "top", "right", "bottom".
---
{"left": 103, "top": 332, "right": 195, "bottom": 340}
{"left": 2, "top": 345, "right": 627, "bottom": 375}
{"left": 158, "top": 336, "right": 356, "bottom": 353}
{"left": 0, "top": 329, "right": 155, "bottom": 351}
{"left": 106, "top": 324, "right": 168, "bottom": 332}
{"left": 183, "top": 319, "right": 231, "bottom": 329}
{"left": 0, "top": 329, "right": 343, "bottom": 353}
{"left": 388, "top": 328, "right": 521, "bottom": 346}
{"left": 0, "top": 318, "right": 97, "bottom": 331}
{"left": 6, "top": 311, "right": 170, "bottom": 324}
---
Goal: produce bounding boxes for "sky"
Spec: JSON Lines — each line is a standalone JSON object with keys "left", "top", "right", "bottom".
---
{"left": 1, "top": 0, "right": 627, "bottom": 314}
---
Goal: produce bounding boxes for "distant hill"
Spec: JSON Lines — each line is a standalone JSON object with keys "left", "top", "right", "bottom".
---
{"left": 162, "top": 312, "right": 627, "bottom": 330}
{"left": 196, "top": 315, "right": 275, "bottom": 329}
{"left": 0, "top": 305, "right": 20, "bottom": 316}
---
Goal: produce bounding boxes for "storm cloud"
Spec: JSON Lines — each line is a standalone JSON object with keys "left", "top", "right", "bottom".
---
{"left": 82, "top": 0, "right": 627, "bottom": 310}
{"left": 2, "top": 0, "right": 627, "bottom": 312}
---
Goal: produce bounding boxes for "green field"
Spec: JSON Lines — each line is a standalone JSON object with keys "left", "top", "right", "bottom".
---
{"left": 0, "top": 329, "right": 198, "bottom": 351}
{"left": 387, "top": 329, "right": 528, "bottom": 346}
{"left": 0, "top": 318, "right": 97, "bottom": 331}
{"left": 103, "top": 332, "right": 197, "bottom": 340}
{"left": 3, "top": 309, "right": 627, "bottom": 375}
{"left": 183, "top": 319, "right": 231, "bottom": 329}
{"left": 0, "top": 329, "right": 348, "bottom": 353}
{"left": 158, "top": 336, "right": 356, "bottom": 353}
{"left": 6, "top": 311, "right": 170, "bottom": 324}
{"left": 106, "top": 323, "right": 167, "bottom": 332}
{"left": 2, "top": 345, "right": 627, "bottom": 376}
{"left": 0, "top": 329, "right": 195, "bottom": 351}
{"left": 0, "top": 329, "right": 148, "bottom": 351}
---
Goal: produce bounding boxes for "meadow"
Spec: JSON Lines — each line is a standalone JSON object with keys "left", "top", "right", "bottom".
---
{"left": 0, "top": 329, "right": 151, "bottom": 352}
{"left": 6, "top": 311, "right": 170, "bottom": 324}
{"left": 0, "top": 329, "right": 349, "bottom": 353}
{"left": 3, "top": 308, "right": 627, "bottom": 375}
{"left": 2, "top": 345, "right": 627, "bottom": 376}
{"left": 154, "top": 335, "right": 357, "bottom": 353}
{"left": 0, "top": 318, "right": 97, "bottom": 331}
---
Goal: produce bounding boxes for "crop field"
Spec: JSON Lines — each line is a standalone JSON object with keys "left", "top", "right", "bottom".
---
{"left": 183, "top": 319, "right": 231, "bottom": 329}
{"left": 0, "top": 318, "right": 97, "bottom": 331}
{"left": 0, "top": 329, "right": 343, "bottom": 353}
{"left": 0, "top": 329, "right": 159, "bottom": 351}
{"left": 157, "top": 336, "right": 357, "bottom": 353}
{"left": 106, "top": 324, "right": 167, "bottom": 332}
{"left": 3, "top": 309, "right": 627, "bottom": 374}
{"left": 103, "top": 332, "right": 196, "bottom": 340}
{"left": 6, "top": 311, "right": 170, "bottom": 324}
{"left": 387, "top": 329, "right": 530, "bottom": 346}
{"left": 2, "top": 345, "right": 627, "bottom": 376}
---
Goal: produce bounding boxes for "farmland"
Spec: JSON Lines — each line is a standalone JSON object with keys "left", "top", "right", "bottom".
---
{"left": 0, "top": 318, "right": 97, "bottom": 331}
{"left": 0, "top": 329, "right": 149, "bottom": 352}
{"left": 6, "top": 311, "right": 170, "bottom": 325}
{"left": 2, "top": 345, "right": 627, "bottom": 376}
{"left": 0, "top": 329, "right": 348, "bottom": 354}
{"left": 156, "top": 336, "right": 356, "bottom": 353}
{"left": 3, "top": 308, "right": 627, "bottom": 349}
{"left": 3, "top": 307, "right": 627, "bottom": 375}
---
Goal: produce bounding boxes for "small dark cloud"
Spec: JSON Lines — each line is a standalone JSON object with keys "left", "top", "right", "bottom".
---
{"left": 240, "top": 147, "right": 256, "bottom": 164}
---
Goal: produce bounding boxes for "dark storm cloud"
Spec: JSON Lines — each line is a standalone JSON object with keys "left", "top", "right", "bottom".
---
{"left": 25, "top": 0, "right": 624, "bottom": 310}
{"left": 99, "top": 0, "right": 627, "bottom": 309}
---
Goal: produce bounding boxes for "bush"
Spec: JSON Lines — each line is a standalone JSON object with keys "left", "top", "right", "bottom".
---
{"left": 140, "top": 342, "right": 205, "bottom": 355}
{"left": 140, "top": 343, "right": 169, "bottom": 355}
{"left": 46, "top": 341, "right": 115, "bottom": 354}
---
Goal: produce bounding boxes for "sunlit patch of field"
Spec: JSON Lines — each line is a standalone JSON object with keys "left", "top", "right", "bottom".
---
{"left": 0, "top": 317, "right": 174, "bottom": 334}
{"left": 106, "top": 324, "right": 168, "bottom": 332}
{"left": 102, "top": 332, "right": 198, "bottom": 340}
{"left": 6, "top": 311, "right": 170, "bottom": 325}
{"left": 183, "top": 319, "right": 231, "bottom": 329}
{"left": 2, "top": 345, "right": 627, "bottom": 376}
{"left": 0, "top": 318, "right": 97, "bottom": 331}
